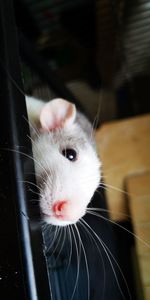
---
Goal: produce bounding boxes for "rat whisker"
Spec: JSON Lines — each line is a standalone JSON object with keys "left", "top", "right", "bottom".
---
{"left": 2, "top": 147, "right": 50, "bottom": 180}
{"left": 18, "top": 180, "right": 42, "bottom": 194}
{"left": 24, "top": 170, "right": 50, "bottom": 188}
{"left": 49, "top": 227, "right": 63, "bottom": 258}
{"left": 28, "top": 188, "right": 41, "bottom": 197}
{"left": 46, "top": 226, "right": 60, "bottom": 254}
{"left": 65, "top": 225, "right": 73, "bottom": 274}
{"left": 80, "top": 219, "right": 131, "bottom": 300}
{"left": 87, "top": 210, "right": 150, "bottom": 249}
{"left": 99, "top": 182, "right": 132, "bottom": 196}
{"left": 30, "top": 199, "right": 40, "bottom": 203}
{"left": 42, "top": 223, "right": 53, "bottom": 235}
{"left": 78, "top": 219, "right": 106, "bottom": 300}
{"left": 70, "top": 225, "right": 81, "bottom": 300}
{"left": 53, "top": 227, "right": 66, "bottom": 264}
{"left": 87, "top": 207, "right": 131, "bottom": 219}
{"left": 74, "top": 223, "right": 90, "bottom": 300}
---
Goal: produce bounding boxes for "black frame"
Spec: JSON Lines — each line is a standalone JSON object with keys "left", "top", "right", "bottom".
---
{"left": 0, "top": 1, "right": 51, "bottom": 299}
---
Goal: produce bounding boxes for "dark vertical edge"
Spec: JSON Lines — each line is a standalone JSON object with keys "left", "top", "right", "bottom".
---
{"left": 0, "top": 0, "right": 52, "bottom": 299}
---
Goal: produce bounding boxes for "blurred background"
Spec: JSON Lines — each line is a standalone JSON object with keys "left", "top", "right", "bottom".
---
{"left": 14, "top": 0, "right": 150, "bottom": 124}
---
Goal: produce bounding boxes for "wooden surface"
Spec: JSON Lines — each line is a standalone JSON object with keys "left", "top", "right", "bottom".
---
{"left": 96, "top": 114, "right": 150, "bottom": 221}
{"left": 126, "top": 172, "right": 150, "bottom": 300}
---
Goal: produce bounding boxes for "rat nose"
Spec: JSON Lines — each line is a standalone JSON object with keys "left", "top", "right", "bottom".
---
{"left": 52, "top": 200, "right": 68, "bottom": 218}
{"left": 52, "top": 200, "right": 78, "bottom": 222}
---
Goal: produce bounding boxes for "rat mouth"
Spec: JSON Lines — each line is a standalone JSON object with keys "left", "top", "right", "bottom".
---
{"left": 42, "top": 212, "right": 78, "bottom": 226}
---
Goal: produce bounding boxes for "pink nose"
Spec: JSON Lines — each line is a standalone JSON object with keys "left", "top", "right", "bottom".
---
{"left": 52, "top": 200, "right": 68, "bottom": 218}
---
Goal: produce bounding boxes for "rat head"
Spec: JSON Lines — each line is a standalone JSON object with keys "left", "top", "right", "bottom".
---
{"left": 31, "top": 98, "right": 101, "bottom": 226}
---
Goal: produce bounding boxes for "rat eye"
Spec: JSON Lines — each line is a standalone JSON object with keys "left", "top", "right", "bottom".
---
{"left": 62, "top": 148, "right": 77, "bottom": 162}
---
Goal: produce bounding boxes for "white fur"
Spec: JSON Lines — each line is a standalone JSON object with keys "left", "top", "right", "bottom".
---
{"left": 26, "top": 96, "right": 44, "bottom": 123}
{"left": 26, "top": 96, "right": 101, "bottom": 226}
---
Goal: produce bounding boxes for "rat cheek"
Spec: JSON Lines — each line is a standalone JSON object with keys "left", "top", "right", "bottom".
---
{"left": 39, "top": 193, "right": 53, "bottom": 217}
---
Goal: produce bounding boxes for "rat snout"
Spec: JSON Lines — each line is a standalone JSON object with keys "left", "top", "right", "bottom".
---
{"left": 53, "top": 200, "right": 67, "bottom": 217}
{"left": 52, "top": 200, "right": 81, "bottom": 222}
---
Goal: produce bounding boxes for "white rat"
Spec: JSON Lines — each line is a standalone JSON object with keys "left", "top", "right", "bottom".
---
{"left": 26, "top": 96, "right": 101, "bottom": 226}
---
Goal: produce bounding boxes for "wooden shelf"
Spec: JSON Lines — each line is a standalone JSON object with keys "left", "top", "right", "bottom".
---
{"left": 126, "top": 172, "right": 150, "bottom": 300}
{"left": 96, "top": 114, "right": 150, "bottom": 221}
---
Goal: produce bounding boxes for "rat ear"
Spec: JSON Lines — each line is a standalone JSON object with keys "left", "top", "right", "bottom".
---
{"left": 40, "top": 98, "right": 76, "bottom": 131}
